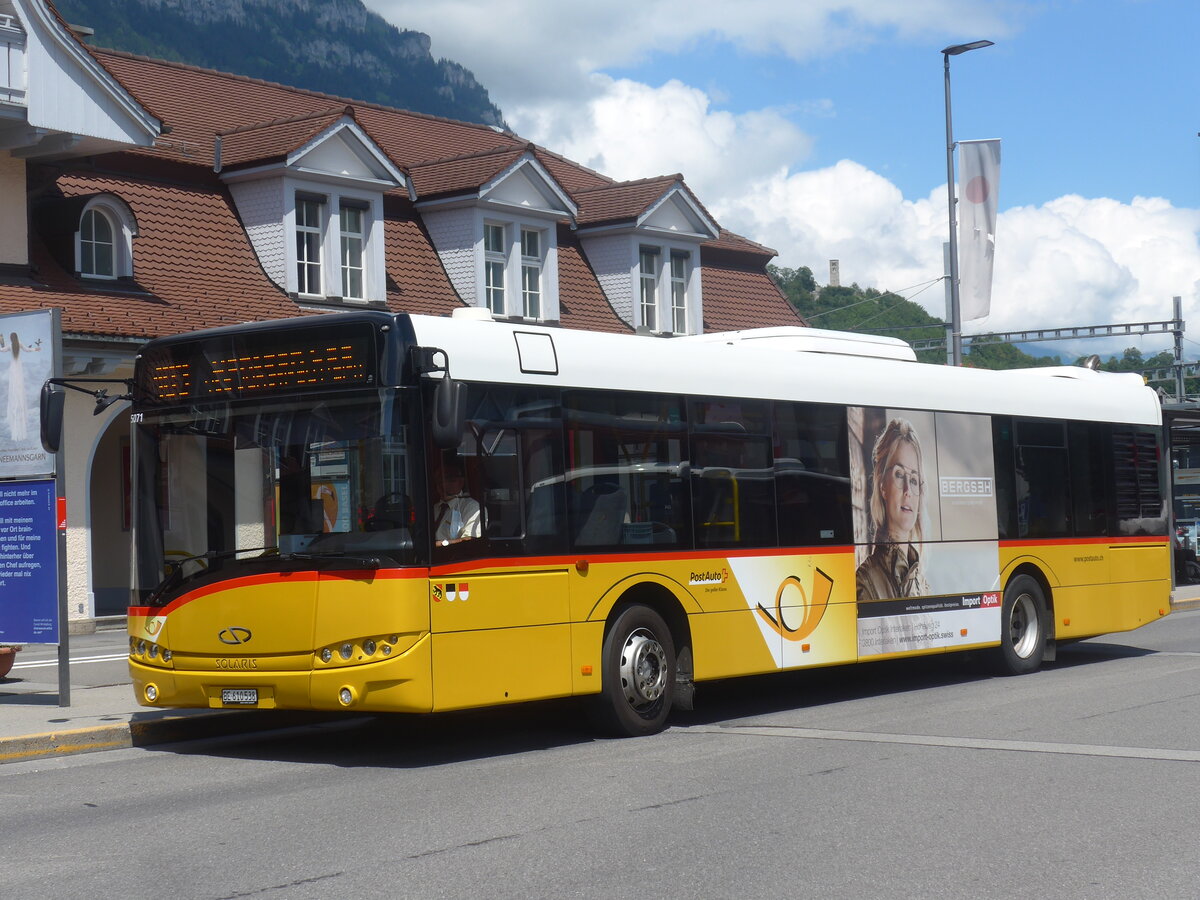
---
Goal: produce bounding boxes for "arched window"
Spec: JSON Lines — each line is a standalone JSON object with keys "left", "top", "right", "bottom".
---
{"left": 74, "top": 195, "right": 137, "bottom": 280}
{"left": 80, "top": 208, "right": 116, "bottom": 278}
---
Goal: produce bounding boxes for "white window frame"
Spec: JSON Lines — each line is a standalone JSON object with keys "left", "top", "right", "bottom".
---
{"left": 484, "top": 221, "right": 507, "bottom": 315}
{"left": 670, "top": 250, "right": 689, "bottom": 335}
{"left": 295, "top": 194, "right": 324, "bottom": 296}
{"left": 521, "top": 227, "right": 543, "bottom": 319}
{"left": 339, "top": 202, "right": 367, "bottom": 300}
{"left": 75, "top": 196, "right": 136, "bottom": 280}
{"left": 639, "top": 246, "right": 659, "bottom": 332}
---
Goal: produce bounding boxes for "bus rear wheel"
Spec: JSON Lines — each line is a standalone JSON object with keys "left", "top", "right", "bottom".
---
{"left": 592, "top": 605, "right": 676, "bottom": 737}
{"left": 996, "top": 574, "right": 1048, "bottom": 676}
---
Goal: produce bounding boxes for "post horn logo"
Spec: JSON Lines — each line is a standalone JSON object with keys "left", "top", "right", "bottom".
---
{"left": 756, "top": 568, "right": 833, "bottom": 642}
{"left": 218, "top": 627, "right": 252, "bottom": 645}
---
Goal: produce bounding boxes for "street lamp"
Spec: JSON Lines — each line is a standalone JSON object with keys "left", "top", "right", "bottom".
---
{"left": 943, "top": 39, "right": 993, "bottom": 366}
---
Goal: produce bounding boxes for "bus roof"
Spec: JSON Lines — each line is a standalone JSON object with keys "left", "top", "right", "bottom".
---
{"left": 406, "top": 312, "right": 1161, "bottom": 427}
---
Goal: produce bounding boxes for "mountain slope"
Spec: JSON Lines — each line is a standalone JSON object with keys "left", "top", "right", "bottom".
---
{"left": 52, "top": 0, "right": 505, "bottom": 127}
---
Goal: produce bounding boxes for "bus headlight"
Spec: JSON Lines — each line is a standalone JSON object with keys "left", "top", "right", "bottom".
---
{"left": 339, "top": 643, "right": 353, "bottom": 660}
{"left": 363, "top": 639, "right": 377, "bottom": 656}
{"left": 320, "top": 648, "right": 333, "bottom": 663}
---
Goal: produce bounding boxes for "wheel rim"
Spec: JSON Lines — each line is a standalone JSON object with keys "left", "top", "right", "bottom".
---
{"left": 619, "top": 628, "right": 668, "bottom": 709}
{"left": 1009, "top": 592, "right": 1040, "bottom": 659}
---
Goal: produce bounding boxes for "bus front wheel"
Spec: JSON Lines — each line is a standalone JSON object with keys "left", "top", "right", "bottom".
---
{"left": 996, "top": 574, "right": 1048, "bottom": 676}
{"left": 593, "top": 605, "right": 676, "bottom": 737}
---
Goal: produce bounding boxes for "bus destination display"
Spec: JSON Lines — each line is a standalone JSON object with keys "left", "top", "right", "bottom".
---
{"left": 139, "top": 325, "right": 376, "bottom": 403}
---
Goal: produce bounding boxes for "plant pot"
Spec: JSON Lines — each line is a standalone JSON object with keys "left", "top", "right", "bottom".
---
{"left": 0, "top": 646, "right": 21, "bottom": 679}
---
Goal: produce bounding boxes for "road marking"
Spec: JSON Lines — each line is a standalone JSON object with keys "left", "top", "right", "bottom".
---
{"left": 692, "top": 724, "right": 1200, "bottom": 763}
{"left": 12, "top": 653, "right": 128, "bottom": 670}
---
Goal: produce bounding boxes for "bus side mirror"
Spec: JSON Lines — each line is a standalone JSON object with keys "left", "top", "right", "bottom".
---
{"left": 431, "top": 376, "right": 465, "bottom": 449}
{"left": 40, "top": 383, "right": 65, "bottom": 453}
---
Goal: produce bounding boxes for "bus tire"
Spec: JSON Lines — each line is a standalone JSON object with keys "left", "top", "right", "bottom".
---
{"left": 995, "top": 574, "right": 1048, "bottom": 676}
{"left": 592, "top": 605, "right": 676, "bottom": 737}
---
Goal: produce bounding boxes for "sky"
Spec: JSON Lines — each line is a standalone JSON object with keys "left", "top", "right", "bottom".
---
{"left": 362, "top": 0, "right": 1200, "bottom": 360}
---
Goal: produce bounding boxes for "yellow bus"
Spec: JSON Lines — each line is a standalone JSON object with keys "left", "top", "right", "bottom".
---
{"left": 114, "top": 310, "right": 1169, "bottom": 735}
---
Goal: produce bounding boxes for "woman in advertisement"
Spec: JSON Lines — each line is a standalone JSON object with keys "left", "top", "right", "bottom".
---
{"left": 856, "top": 417, "right": 930, "bottom": 601}
{"left": 0, "top": 332, "right": 41, "bottom": 443}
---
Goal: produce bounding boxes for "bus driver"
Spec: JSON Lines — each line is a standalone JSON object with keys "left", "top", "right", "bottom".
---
{"left": 434, "top": 457, "right": 481, "bottom": 546}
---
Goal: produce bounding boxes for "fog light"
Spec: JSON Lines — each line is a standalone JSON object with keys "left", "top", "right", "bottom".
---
{"left": 363, "top": 639, "right": 377, "bottom": 656}
{"left": 338, "top": 687, "right": 354, "bottom": 706}
{"left": 145, "top": 684, "right": 159, "bottom": 702}
{"left": 321, "top": 648, "right": 333, "bottom": 663}
{"left": 339, "top": 643, "right": 353, "bottom": 660}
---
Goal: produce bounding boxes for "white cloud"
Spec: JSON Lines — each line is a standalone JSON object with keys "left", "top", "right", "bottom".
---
{"left": 506, "top": 76, "right": 810, "bottom": 197}
{"left": 362, "top": 0, "right": 1012, "bottom": 105}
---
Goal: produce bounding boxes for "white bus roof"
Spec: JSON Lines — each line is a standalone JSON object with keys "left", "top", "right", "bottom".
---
{"left": 405, "top": 313, "right": 1161, "bottom": 427}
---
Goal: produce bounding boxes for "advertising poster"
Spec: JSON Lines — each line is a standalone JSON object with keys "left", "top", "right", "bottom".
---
{"left": 0, "top": 479, "right": 59, "bottom": 643}
{"left": 0, "top": 310, "right": 56, "bottom": 479}
{"left": 849, "top": 407, "right": 1000, "bottom": 657}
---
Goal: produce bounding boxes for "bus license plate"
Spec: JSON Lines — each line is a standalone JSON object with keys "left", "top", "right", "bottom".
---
{"left": 221, "top": 688, "right": 258, "bottom": 706}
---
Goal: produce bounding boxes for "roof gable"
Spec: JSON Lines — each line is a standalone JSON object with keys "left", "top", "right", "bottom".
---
{"left": 4, "top": 0, "right": 159, "bottom": 158}
{"left": 217, "top": 111, "right": 404, "bottom": 190}
{"left": 481, "top": 155, "right": 576, "bottom": 217}
{"left": 574, "top": 176, "right": 718, "bottom": 239}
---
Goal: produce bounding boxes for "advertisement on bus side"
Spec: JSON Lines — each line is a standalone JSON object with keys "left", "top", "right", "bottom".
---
{"left": 849, "top": 407, "right": 1001, "bottom": 656}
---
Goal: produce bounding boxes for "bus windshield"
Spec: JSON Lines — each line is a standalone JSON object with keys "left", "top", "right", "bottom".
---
{"left": 131, "top": 388, "right": 425, "bottom": 604}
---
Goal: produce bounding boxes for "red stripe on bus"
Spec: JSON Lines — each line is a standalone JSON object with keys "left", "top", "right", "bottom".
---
{"left": 999, "top": 535, "right": 1166, "bottom": 549}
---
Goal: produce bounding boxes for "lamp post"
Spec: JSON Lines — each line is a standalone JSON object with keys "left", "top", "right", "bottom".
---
{"left": 943, "top": 39, "right": 993, "bottom": 366}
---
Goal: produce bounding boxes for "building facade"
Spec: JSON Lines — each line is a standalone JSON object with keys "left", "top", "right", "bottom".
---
{"left": 0, "top": 0, "right": 803, "bottom": 630}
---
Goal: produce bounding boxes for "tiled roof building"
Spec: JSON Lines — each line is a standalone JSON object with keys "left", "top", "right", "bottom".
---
{"left": 0, "top": 0, "right": 803, "bottom": 628}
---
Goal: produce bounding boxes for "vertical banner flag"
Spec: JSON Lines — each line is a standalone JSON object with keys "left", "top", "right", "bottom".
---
{"left": 957, "top": 139, "right": 1001, "bottom": 322}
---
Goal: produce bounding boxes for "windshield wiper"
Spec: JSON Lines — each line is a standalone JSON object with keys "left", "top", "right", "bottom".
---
{"left": 147, "top": 545, "right": 277, "bottom": 605}
{"left": 280, "top": 552, "right": 382, "bottom": 569}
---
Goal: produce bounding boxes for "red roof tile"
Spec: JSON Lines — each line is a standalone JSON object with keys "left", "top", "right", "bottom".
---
{"left": 217, "top": 108, "right": 350, "bottom": 170}
{"left": 408, "top": 146, "right": 528, "bottom": 200}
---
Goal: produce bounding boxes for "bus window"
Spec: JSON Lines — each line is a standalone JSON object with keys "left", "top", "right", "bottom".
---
{"left": 434, "top": 383, "right": 566, "bottom": 559}
{"left": 564, "top": 390, "right": 690, "bottom": 549}
{"left": 1112, "top": 426, "right": 1166, "bottom": 535}
{"left": 1069, "top": 421, "right": 1109, "bottom": 537}
{"left": 690, "top": 398, "right": 775, "bottom": 549}
{"left": 774, "top": 402, "right": 852, "bottom": 546}
{"left": 1015, "top": 419, "right": 1070, "bottom": 538}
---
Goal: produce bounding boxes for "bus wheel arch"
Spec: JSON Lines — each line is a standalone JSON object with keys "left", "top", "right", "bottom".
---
{"left": 995, "top": 567, "right": 1052, "bottom": 675}
{"left": 591, "top": 582, "right": 693, "bottom": 736}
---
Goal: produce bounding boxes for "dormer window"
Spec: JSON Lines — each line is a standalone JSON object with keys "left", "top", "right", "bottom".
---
{"left": 73, "top": 195, "right": 137, "bottom": 281}
{"left": 219, "top": 112, "right": 405, "bottom": 306}
{"left": 414, "top": 150, "right": 572, "bottom": 322}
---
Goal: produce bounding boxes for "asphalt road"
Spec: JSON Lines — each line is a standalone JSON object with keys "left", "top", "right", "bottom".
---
{"left": 4, "top": 611, "right": 1200, "bottom": 899}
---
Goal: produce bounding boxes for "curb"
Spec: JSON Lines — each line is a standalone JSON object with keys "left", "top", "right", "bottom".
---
{"left": 1171, "top": 598, "right": 1200, "bottom": 612}
{"left": 0, "top": 709, "right": 331, "bottom": 765}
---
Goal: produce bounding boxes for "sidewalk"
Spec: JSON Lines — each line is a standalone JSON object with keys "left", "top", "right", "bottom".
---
{"left": 4, "top": 593, "right": 1200, "bottom": 765}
